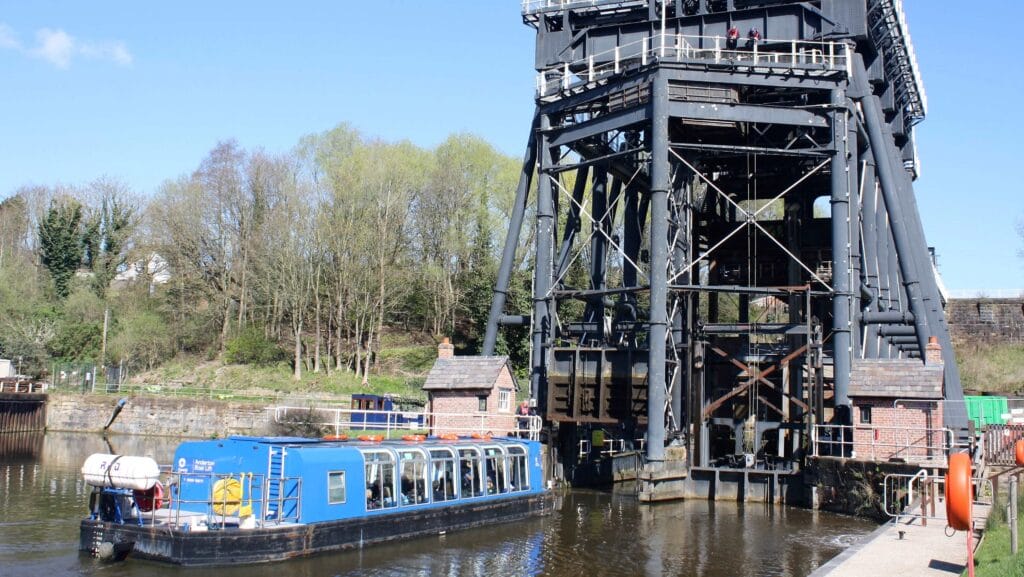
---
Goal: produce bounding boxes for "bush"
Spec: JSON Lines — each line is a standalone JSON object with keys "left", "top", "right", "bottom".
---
{"left": 224, "top": 329, "right": 286, "bottom": 366}
{"left": 47, "top": 320, "right": 102, "bottom": 361}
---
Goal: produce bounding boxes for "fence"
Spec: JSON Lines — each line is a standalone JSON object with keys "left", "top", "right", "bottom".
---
{"left": 272, "top": 406, "right": 543, "bottom": 441}
{"left": 812, "top": 424, "right": 953, "bottom": 464}
{"left": 536, "top": 32, "right": 849, "bottom": 97}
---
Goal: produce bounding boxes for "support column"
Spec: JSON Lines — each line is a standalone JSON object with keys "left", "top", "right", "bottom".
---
{"left": 647, "top": 72, "right": 670, "bottom": 462}
{"left": 532, "top": 114, "right": 556, "bottom": 411}
{"left": 859, "top": 152, "right": 880, "bottom": 359}
{"left": 830, "top": 88, "right": 852, "bottom": 415}
{"left": 484, "top": 112, "right": 539, "bottom": 355}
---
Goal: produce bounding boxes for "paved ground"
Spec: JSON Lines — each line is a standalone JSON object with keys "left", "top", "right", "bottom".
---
{"left": 809, "top": 505, "right": 988, "bottom": 577}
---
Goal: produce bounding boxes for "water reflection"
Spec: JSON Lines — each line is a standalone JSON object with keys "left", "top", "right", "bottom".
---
{"left": 0, "top": 433, "right": 877, "bottom": 577}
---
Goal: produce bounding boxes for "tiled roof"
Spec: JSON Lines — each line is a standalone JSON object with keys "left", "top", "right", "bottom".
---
{"left": 421, "top": 356, "right": 513, "bottom": 391}
{"left": 849, "top": 359, "right": 944, "bottom": 399}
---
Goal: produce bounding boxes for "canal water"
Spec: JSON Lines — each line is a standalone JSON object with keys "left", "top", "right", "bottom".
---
{"left": 0, "top": 432, "right": 877, "bottom": 577}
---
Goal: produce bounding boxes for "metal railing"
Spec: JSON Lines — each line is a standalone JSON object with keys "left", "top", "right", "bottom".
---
{"left": 536, "top": 32, "right": 849, "bottom": 97}
{"left": 883, "top": 470, "right": 993, "bottom": 524}
{"left": 522, "top": 0, "right": 643, "bottom": 15}
{"left": 0, "top": 381, "right": 47, "bottom": 394}
{"left": 272, "top": 406, "right": 543, "bottom": 441}
{"left": 124, "top": 470, "right": 302, "bottom": 530}
{"left": 812, "top": 424, "right": 953, "bottom": 464}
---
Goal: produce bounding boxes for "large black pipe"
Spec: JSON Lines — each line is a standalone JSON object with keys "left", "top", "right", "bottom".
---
{"left": 647, "top": 72, "right": 670, "bottom": 462}
{"left": 852, "top": 55, "right": 930, "bottom": 355}
{"left": 483, "top": 113, "right": 539, "bottom": 356}
{"left": 830, "top": 88, "right": 852, "bottom": 412}
{"left": 530, "top": 115, "right": 555, "bottom": 409}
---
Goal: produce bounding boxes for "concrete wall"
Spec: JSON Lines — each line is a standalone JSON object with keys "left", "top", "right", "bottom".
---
{"left": 46, "top": 394, "right": 273, "bottom": 437}
{"left": 947, "top": 298, "right": 1024, "bottom": 345}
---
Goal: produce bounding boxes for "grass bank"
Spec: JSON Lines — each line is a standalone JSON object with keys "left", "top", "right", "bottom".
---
{"left": 955, "top": 342, "right": 1024, "bottom": 395}
{"left": 969, "top": 493, "right": 1024, "bottom": 576}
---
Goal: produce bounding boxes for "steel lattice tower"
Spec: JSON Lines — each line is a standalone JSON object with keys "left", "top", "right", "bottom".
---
{"left": 484, "top": 0, "right": 964, "bottom": 490}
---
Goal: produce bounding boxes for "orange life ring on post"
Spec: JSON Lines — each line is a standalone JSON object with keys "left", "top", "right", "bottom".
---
{"left": 134, "top": 481, "right": 164, "bottom": 513}
{"left": 945, "top": 452, "right": 972, "bottom": 531}
{"left": 438, "top": 433, "right": 459, "bottom": 441}
{"left": 357, "top": 435, "right": 384, "bottom": 443}
{"left": 401, "top": 434, "right": 426, "bottom": 442}
{"left": 1015, "top": 440, "right": 1024, "bottom": 467}
{"left": 323, "top": 434, "right": 349, "bottom": 442}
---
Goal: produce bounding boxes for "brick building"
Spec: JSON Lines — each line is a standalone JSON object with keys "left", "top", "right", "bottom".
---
{"left": 422, "top": 339, "right": 520, "bottom": 436}
{"left": 846, "top": 338, "right": 945, "bottom": 463}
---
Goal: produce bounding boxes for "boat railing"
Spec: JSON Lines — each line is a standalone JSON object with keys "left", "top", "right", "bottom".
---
{"left": 128, "top": 471, "right": 303, "bottom": 530}
{"left": 272, "top": 406, "right": 544, "bottom": 441}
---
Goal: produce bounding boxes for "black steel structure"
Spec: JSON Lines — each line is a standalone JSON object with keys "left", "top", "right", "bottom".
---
{"left": 484, "top": 0, "right": 965, "bottom": 480}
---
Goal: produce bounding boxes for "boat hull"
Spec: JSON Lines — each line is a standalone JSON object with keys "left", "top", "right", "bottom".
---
{"left": 81, "top": 492, "right": 554, "bottom": 566}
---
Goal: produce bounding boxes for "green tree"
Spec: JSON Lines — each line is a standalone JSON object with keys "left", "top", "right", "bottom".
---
{"left": 82, "top": 179, "right": 137, "bottom": 299}
{"left": 38, "top": 200, "right": 84, "bottom": 299}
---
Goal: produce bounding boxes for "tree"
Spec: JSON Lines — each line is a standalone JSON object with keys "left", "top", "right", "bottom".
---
{"left": 38, "top": 199, "right": 84, "bottom": 299}
{"left": 81, "top": 178, "right": 138, "bottom": 299}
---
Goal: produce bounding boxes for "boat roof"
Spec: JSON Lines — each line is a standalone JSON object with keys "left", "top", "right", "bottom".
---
{"left": 226, "top": 435, "right": 530, "bottom": 448}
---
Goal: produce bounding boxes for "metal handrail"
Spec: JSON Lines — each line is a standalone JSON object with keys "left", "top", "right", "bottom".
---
{"left": 812, "top": 423, "right": 953, "bottom": 464}
{"left": 536, "top": 32, "right": 848, "bottom": 97}
{"left": 883, "top": 471, "right": 993, "bottom": 523}
{"left": 272, "top": 406, "right": 544, "bottom": 441}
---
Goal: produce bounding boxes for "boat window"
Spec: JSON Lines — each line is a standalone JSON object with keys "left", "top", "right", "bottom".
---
{"left": 429, "top": 448, "right": 457, "bottom": 502}
{"left": 363, "top": 451, "right": 397, "bottom": 510}
{"left": 508, "top": 446, "right": 529, "bottom": 492}
{"left": 458, "top": 447, "right": 483, "bottom": 497}
{"left": 399, "top": 449, "right": 428, "bottom": 506}
{"left": 328, "top": 471, "right": 346, "bottom": 504}
{"left": 483, "top": 446, "right": 508, "bottom": 494}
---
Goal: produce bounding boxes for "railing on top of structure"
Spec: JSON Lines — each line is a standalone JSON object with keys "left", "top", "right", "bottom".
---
{"left": 535, "top": 32, "right": 850, "bottom": 98}
{"left": 272, "top": 406, "right": 544, "bottom": 442}
{"left": 522, "top": 0, "right": 645, "bottom": 16}
{"left": 811, "top": 423, "right": 954, "bottom": 465}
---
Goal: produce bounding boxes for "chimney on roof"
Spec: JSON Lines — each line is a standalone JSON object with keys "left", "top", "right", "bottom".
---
{"left": 438, "top": 337, "right": 454, "bottom": 360}
{"left": 925, "top": 336, "right": 943, "bottom": 366}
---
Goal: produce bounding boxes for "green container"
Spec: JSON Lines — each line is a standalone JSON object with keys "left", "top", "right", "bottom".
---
{"left": 964, "top": 395, "right": 1009, "bottom": 428}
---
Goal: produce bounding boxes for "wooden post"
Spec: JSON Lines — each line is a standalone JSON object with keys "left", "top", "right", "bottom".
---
{"left": 1012, "top": 475, "right": 1019, "bottom": 555}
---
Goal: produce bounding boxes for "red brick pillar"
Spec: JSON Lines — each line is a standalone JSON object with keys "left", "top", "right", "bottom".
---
{"left": 438, "top": 337, "right": 454, "bottom": 360}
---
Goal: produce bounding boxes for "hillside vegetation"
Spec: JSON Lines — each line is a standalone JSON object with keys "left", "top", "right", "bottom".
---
{"left": 0, "top": 125, "right": 531, "bottom": 388}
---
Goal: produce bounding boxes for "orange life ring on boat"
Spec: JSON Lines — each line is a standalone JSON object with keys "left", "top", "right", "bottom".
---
{"left": 471, "top": 433, "right": 491, "bottom": 440}
{"left": 1015, "top": 440, "right": 1024, "bottom": 467}
{"left": 323, "top": 434, "right": 349, "bottom": 442}
{"left": 402, "top": 434, "right": 426, "bottom": 442}
{"left": 945, "top": 452, "right": 972, "bottom": 531}
{"left": 133, "top": 481, "right": 164, "bottom": 513}
{"left": 438, "top": 433, "right": 459, "bottom": 441}
{"left": 357, "top": 435, "right": 384, "bottom": 442}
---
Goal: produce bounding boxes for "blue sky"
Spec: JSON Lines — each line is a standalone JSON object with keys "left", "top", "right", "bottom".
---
{"left": 0, "top": 1, "right": 1019, "bottom": 291}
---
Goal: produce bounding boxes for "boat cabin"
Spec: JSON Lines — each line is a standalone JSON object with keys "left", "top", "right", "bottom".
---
{"left": 171, "top": 436, "right": 544, "bottom": 524}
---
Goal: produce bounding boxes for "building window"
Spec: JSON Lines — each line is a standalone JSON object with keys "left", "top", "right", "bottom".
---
{"left": 860, "top": 406, "right": 872, "bottom": 425}
{"left": 498, "top": 389, "right": 511, "bottom": 412}
{"left": 328, "top": 471, "right": 346, "bottom": 504}
{"left": 478, "top": 395, "right": 488, "bottom": 412}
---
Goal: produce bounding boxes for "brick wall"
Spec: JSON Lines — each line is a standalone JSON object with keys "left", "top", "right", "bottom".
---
{"left": 849, "top": 399, "right": 945, "bottom": 462}
{"left": 428, "top": 367, "right": 518, "bottom": 436}
{"left": 947, "top": 298, "right": 1024, "bottom": 345}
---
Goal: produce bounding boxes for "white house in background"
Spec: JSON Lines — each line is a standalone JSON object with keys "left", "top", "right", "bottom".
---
{"left": 113, "top": 253, "right": 171, "bottom": 289}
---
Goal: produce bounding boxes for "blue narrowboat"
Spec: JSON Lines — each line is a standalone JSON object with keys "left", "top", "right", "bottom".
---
{"left": 79, "top": 436, "right": 551, "bottom": 566}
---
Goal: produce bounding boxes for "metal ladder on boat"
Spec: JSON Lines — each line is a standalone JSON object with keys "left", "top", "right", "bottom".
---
{"left": 265, "top": 446, "right": 286, "bottom": 522}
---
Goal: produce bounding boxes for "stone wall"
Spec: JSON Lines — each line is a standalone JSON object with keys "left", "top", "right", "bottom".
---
{"left": 46, "top": 394, "right": 273, "bottom": 437}
{"left": 947, "top": 298, "right": 1024, "bottom": 345}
